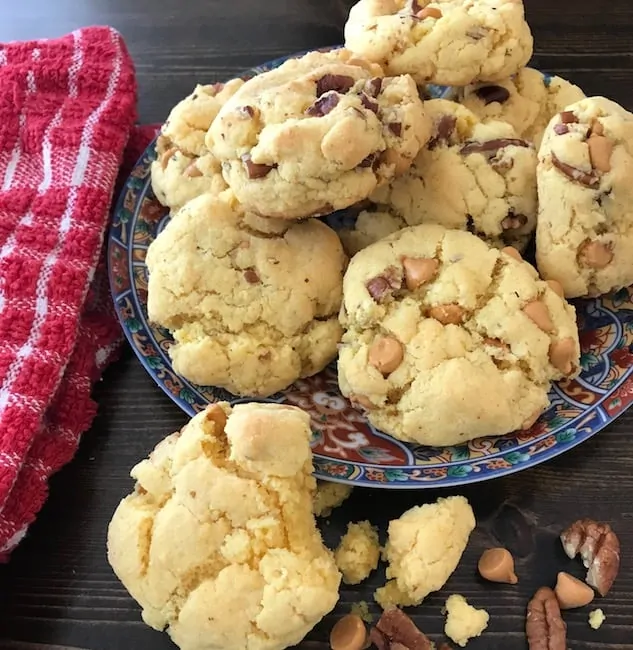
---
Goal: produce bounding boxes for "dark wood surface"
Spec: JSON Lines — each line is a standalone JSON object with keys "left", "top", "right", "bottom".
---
{"left": 1, "top": 1, "right": 632, "bottom": 648}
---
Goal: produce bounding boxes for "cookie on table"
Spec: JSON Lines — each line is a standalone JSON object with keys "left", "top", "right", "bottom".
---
{"left": 363, "top": 99, "right": 538, "bottom": 253}
{"left": 536, "top": 97, "right": 633, "bottom": 298}
{"left": 343, "top": 0, "right": 533, "bottom": 87}
{"left": 146, "top": 191, "right": 346, "bottom": 397}
{"left": 208, "top": 50, "right": 432, "bottom": 219}
{"left": 151, "top": 78, "right": 244, "bottom": 211}
{"left": 107, "top": 402, "right": 341, "bottom": 650}
{"left": 338, "top": 224, "right": 581, "bottom": 447}
{"left": 458, "top": 67, "right": 586, "bottom": 150}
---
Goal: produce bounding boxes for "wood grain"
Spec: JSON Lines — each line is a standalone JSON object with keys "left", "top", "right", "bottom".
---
{"left": 0, "top": 0, "right": 632, "bottom": 648}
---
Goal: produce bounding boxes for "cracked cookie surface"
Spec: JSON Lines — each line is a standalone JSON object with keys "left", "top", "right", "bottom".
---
{"left": 338, "top": 224, "right": 581, "bottom": 446}
{"left": 146, "top": 191, "right": 346, "bottom": 397}
{"left": 343, "top": 0, "right": 533, "bottom": 87}
{"left": 375, "top": 496, "right": 475, "bottom": 608}
{"left": 208, "top": 50, "right": 431, "bottom": 219}
{"left": 107, "top": 402, "right": 341, "bottom": 650}
{"left": 536, "top": 97, "right": 633, "bottom": 298}
{"left": 346, "top": 99, "right": 538, "bottom": 254}
{"left": 151, "top": 79, "right": 244, "bottom": 211}
{"left": 459, "top": 68, "right": 586, "bottom": 150}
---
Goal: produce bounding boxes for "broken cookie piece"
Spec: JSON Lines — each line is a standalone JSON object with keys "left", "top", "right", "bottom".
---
{"left": 335, "top": 521, "right": 381, "bottom": 584}
{"left": 107, "top": 403, "right": 341, "bottom": 650}
{"left": 313, "top": 481, "right": 353, "bottom": 518}
{"left": 444, "top": 595, "right": 489, "bottom": 647}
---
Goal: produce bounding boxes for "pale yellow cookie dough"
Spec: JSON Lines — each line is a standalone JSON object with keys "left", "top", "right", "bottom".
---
{"left": 444, "top": 595, "right": 490, "bottom": 647}
{"left": 459, "top": 68, "right": 586, "bottom": 150}
{"left": 146, "top": 191, "right": 346, "bottom": 397}
{"left": 338, "top": 224, "right": 581, "bottom": 446}
{"left": 536, "top": 97, "right": 633, "bottom": 298}
{"left": 344, "top": 0, "right": 533, "bottom": 87}
{"left": 335, "top": 521, "right": 381, "bottom": 584}
{"left": 313, "top": 481, "right": 353, "bottom": 517}
{"left": 107, "top": 402, "right": 341, "bottom": 650}
{"left": 374, "top": 496, "right": 475, "bottom": 608}
{"left": 589, "top": 608, "right": 606, "bottom": 630}
{"left": 209, "top": 50, "right": 431, "bottom": 219}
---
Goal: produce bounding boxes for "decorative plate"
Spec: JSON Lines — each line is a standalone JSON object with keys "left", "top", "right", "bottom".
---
{"left": 108, "top": 51, "right": 633, "bottom": 488}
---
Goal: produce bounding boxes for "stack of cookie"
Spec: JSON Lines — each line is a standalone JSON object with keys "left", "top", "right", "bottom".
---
{"left": 148, "top": 0, "right": 633, "bottom": 449}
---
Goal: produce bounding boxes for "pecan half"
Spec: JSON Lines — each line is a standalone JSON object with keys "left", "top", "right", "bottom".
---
{"left": 551, "top": 153, "right": 599, "bottom": 187}
{"left": 461, "top": 138, "right": 530, "bottom": 156}
{"left": 560, "top": 519, "right": 620, "bottom": 596}
{"left": 474, "top": 85, "right": 510, "bottom": 105}
{"left": 316, "top": 74, "right": 355, "bottom": 96}
{"left": 241, "top": 154, "right": 277, "bottom": 179}
{"left": 526, "top": 587, "right": 566, "bottom": 650}
{"left": 306, "top": 92, "right": 340, "bottom": 117}
{"left": 366, "top": 266, "right": 402, "bottom": 302}
{"left": 370, "top": 608, "right": 432, "bottom": 650}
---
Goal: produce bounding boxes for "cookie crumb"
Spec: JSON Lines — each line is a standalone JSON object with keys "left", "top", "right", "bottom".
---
{"left": 444, "top": 595, "right": 489, "bottom": 647}
{"left": 335, "top": 521, "right": 381, "bottom": 584}
{"left": 313, "top": 481, "right": 353, "bottom": 517}
{"left": 351, "top": 601, "right": 374, "bottom": 624}
{"left": 589, "top": 608, "right": 606, "bottom": 630}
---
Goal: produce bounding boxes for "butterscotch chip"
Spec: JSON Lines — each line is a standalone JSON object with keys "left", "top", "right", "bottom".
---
{"left": 587, "top": 135, "right": 613, "bottom": 172}
{"left": 554, "top": 572, "right": 594, "bottom": 610}
{"left": 549, "top": 338, "right": 577, "bottom": 375}
{"left": 522, "top": 300, "right": 554, "bottom": 333}
{"left": 331, "top": 615, "right": 367, "bottom": 650}
{"left": 402, "top": 257, "right": 439, "bottom": 290}
{"left": 546, "top": 279, "right": 565, "bottom": 298}
{"left": 183, "top": 161, "right": 203, "bottom": 177}
{"left": 478, "top": 548, "right": 518, "bottom": 584}
{"left": 502, "top": 246, "right": 523, "bottom": 262}
{"left": 429, "top": 304, "right": 465, "bottom": 326}
{"left": 369, "top": 337, "right": 404, "bottom": 376}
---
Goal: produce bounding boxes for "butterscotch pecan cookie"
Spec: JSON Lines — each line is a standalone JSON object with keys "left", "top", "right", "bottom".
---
{"left": 208, "top": 50, "right": 431, "bottom": 219}
{"left": 151, "top": 78, "right": 244, "bottom": 211}
{"left": 344, "top": 0, "right": 533, "bottom": 87}
{"left": 146, "top": 191, "right": 346, "bottom": 397}
{"left": 458, "top": 68, "right": 586, "bottom": 150}
{"left": 338, "top": 224, "right": 581, "bottom": 446}
{"left": 536, "top": 97, "right": 633, "bottom": 298}
{"left": 350, "top": 99, "right": 538, "bottom": 254}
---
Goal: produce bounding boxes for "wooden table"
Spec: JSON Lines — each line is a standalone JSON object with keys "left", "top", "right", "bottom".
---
{"left": 0, "top": 1, "right": 632, "bottom": 648}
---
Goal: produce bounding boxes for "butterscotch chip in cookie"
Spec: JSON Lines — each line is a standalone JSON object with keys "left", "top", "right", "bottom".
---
{"left": 146, "top": 191, "right": 346, "bottom": 397}
{"left": 209, "top": 50, "right": 431, "bottom": 220}
{"left": 107, "top": 402, "right": 341, "bottom": 650}
{"left": 338, "top": 224, "right": 580, "bottom": 446}
{"left": 536, "top": 97, "right": 633, "bottom": 298}
{"left": 343, "top": 0, "right": 533, "bottom": 87}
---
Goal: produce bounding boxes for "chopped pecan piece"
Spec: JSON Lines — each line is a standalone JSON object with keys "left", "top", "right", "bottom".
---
{"left": 560, "top": 519, "right": 620, "bottom": 596}
{"left": 184, "top": 161, "right": 203, "bottom": 178}
{"left": 316, "top": 74, "right": 355, "bottom": 97}
{"left": 501, "top": 213, "right": 528, "bottom": 230}
{"left": 587, "top": 135, "right": 613, "bottom": 172}
{"left": 159, "top": 145, "right": 178, "bottom": 170}
{"left": 366, "top": 267, "right": 401, "bottom": 302}
{"left": 306, "top": 92, "right": 340, "bottom": 117}
{"left": 461, "top": 138, "right": 530, "bottom": 156}
{"left": 388, "top": 122, "right": 402, "bottom": 137}
{"left": 359, "top": 93, "right": 379, "bottom": 114}
{"left": 237, "top": 105, "right": 256, "bottom": 119}
{"left": 526, "top": 587, "right": 567, "bottom": 650}
{"left": 364, "top": 77, "right": 383, "bottom": 97}
{"left": 243, "top": 268, "right": 260, "bottom": 284}
{"left": 241, "top": 154, "right": 276, "bottom": 179}
{"left": 370, "top": 608, "right": 432, "bottom": 650}
{"left": 553, "top": 123, "right": 569, "bottom": 135}
{"left": 428, "top": 114, "right": 457, "bottom": 149}
{"left": 560, "top": 110, "right": 578, "bottom": 124}
{"left": 551, "top": 153, "right": 599, "bottom": 187}
{"left": 474, "top": 85, "right": 510, "bottom": 105}
{"left": 417, "top": 6, "right": 442, "bottom": 19}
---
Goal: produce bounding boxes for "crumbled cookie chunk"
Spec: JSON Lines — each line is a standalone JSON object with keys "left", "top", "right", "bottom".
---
{"left": 536, "top": 96, "right": 633, "bottom": 298}
{"left": 366, "top": 99, "right": 538, "bottom": 254}
{"left": 444, "top": 595, "right": 489, "bottom": 647}
{"left": 351, "top": 601, "right": 374, "bottom": 624}
{"left": 459, "top": 68, "right": 585, "bottom": 150}
{"left": 335, "top": 521, "right": 381, "bottom": 584}
{"left": 374, "top": 496, "right": 475, "bottom": 608}
{"left": 344, "top": 0, "right": 533, "bottom": 87}
{"left": 589, "top": 608, "right": 606, "bottom": 630}
{"left": 146, "top": 191, "right": 346, "bottom": 397}
{"left": 209, "top": 50, "right": 431, "bottom": 219}
{"left": 338, "top": 224, "right": 580, "bottom": 445}
{"left": 107, "top": 403, "right": 341, "bottom": 650}
{"left": 313, "top": 481, "right": 353, "bottom": 517}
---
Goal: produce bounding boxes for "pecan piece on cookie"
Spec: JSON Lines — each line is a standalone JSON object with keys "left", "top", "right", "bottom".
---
{"left": 316, "top": 74, "right": 355, "bottom": 96}
{"left": 560, "top": 519, "right": 620, "bottom": 596}
{"left": 366, "top": 266, "right": 402, "bottom": 302}
{"left": 460, "top": 138, "right": 531, "bottom": 156}
{"left": 551, "top": 152, "right": 599, "bottom": 188}
{"left": 428, "top": 114, "right": 457, "bottom": 149}
{"left": 241, "top": 154, "right": 277, "bottom": 179}
{"left": 526, "top": 587, "right": 566, "bottom": 650}
{"left": 501, "top": 213, "right": 528, "bottom": 231}
{"left": 370, "top": 608, "right": 432, "bottom": 650}
{"left": 306, "top": 92, "right": 340, "bottom": 117}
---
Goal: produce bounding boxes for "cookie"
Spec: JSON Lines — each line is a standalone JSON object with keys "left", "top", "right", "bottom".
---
{"left": 375, "top": 496, "right": 475, "bottom": 609}
{"left": 107, "top": 402, "right": 341, "bottom": 650}
{"left": 338, "top": 224, "right": 581, "bottom": 446}
{"left": 334, "top": 521, "right": 381, "bottom": 584}
{"left": 536, "top": 97, "right": 633, "bottom": 298}
{"left": 208, "top": 50, "right": 431, "bottom": 219}
{"left": 146, "top": 191, "right": 346, "bottom": 397}
{"left": 459, "top": 68, "right": 586, "bottom": 150}
{"left": 151, "top": 79, "right": 244, "bottom": 211}
{"left": 361, "top": 99, "right": 538, "bottom": 253}
{"left": 344, "top": 0, "right": 533, "bottom": 87}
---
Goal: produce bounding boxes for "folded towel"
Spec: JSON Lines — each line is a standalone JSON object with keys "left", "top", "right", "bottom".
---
{"left": 0, "top": 26, "right": 140, "bottom": 559}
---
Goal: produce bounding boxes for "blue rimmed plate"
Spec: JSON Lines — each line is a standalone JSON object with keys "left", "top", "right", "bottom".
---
{"left": 108, "top": 50, "right": 633, "bottom": 488}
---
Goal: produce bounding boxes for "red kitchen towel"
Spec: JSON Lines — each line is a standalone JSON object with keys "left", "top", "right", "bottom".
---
{"left": 0, "top": 26, "right": 139, "bottom": 558}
